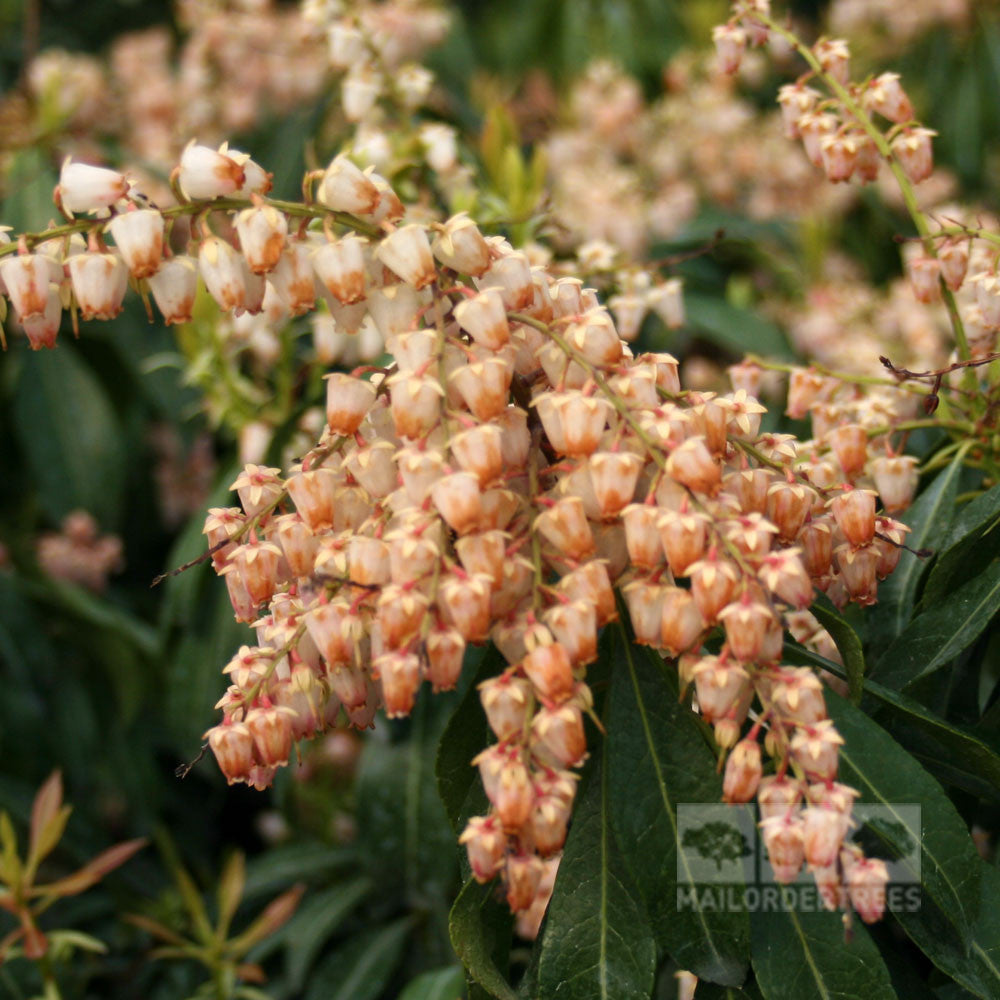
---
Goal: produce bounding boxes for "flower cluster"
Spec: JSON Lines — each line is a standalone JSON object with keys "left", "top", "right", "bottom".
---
{"left": 1, "top": 144, "right": 917, "bottom": 932}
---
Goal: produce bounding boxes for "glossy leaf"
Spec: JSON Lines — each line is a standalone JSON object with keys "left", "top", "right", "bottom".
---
{"left": 869, "top": 450, "right": 966, "bottom": 654}
{"left": 304, "top": 916, "right": 414, "bottom": 1000}
{"left": 448, "top": 878, "right": 517, "bottom": 1000}
{"left": 784, "top": 642, "right": 1000, "bottom": 803}
{"left": 872, "top": 560, "right": 1000, "bottom": 691}
{"left": 537, "top": 752, "right": 657, "bottom": 1000}
{"left": 810, "top": 596, "right": 865, "bottom": 704}
{"left": 436, "top": 645, "right": 505, "bottom": 834}
{"left": 827, "top": 692, "right": 982, "bottom": 953}
{"left": 921, "top": 481, "right": 1000, "bottom": 610}
{"left": 751, "top": 903, "right": 895, "bottom": 1000}
{"left": 606, "top": 630, "right": 750, "bottom": 985}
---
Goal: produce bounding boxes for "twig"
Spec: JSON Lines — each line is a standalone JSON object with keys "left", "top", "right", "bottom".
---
{"left": 175, "top": 743, "right": 208, "bottom": 779}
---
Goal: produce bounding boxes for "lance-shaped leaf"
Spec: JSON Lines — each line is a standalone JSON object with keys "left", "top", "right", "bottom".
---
{"left": 869, "top": 449, "right": 966, "bottom": 655}
{"left": 436, "top": 646, "right": 505, "bottom": 835}
{"left": 826, "top": 692, "right": 982, "bottom": 954}
{"left": 228, "top": 883, "right": 305, "bottom": 956}
{"left": 751, "top": 902, "right": 895, "bottom": 1000}
{"left": 872, "top": 560, "right": 1000, "bottom": 691}
{"left": 810, "top": 596, "right": 864, "bottom": 704}
{"left": 35, "top": 838, "right": 146, "bottom": 899}
{"left": 448, "top": 878, "right": 517, "bottom": 1000}
{"left": 537, "top": 753, "right": 656, "bottom": 1000}
{"left": 27, "top": 772, "right": 70, "bottom": 881}
{"left": 921, "top": 481, "right": 1000, "bottom": 609}
{"left": 398, "top": 966, "right": 466, "bottom": 1000}
{"left": 305, "top": 916, "right": 414, "bottom": 1000}
{"left": 606, "top": 629, "right": 750, "bottom": 985}
{"left": 878, "top": 858, "right": 1000, "bottom": 1000}
{"left": 784, "top": 641, "right": 1000, "bottom": 803}
{"left": 216, "top": 851, "right": 246, "bottom": 941}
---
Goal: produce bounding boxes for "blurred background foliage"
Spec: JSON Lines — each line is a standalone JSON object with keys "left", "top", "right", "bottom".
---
{"left": 1, "top": 0, "right": 1000, "bottom": 996}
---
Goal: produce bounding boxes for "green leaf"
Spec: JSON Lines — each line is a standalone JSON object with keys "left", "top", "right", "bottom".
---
{"left": 606, "top": 630, "right": 750, "bottom": 985}
{"left": 241, "top": 843, "right": 357, "bottom": 899}
{"left": 13, "top": 346, "right": 126, "bottom": 526}
{"left": 537, "top": 751, "right": 657, "bottom": 1000}
{"left": 436, "top": 645, "right": 505, "bottom": 835}
{"left": 875, "top": 858, "right": 1000, "bottom": 1000}
{"left": 683, "top": 294, "right": 793, "bottom": 360}
{"left": 751, "top": 902, "right": 895, "bottom": 1000}
{"left": 784, "top": 642, "right": 1000, "bottom": 803}
{"left": 449, "top": 878, "right": 517, "bottom": 1000}
{"left": 921, "top": 481, "right": 1000, "bottom": 610}
{"left": 826, "top": 692, "right": 982, "bottom": 955}
{"left": 869, "top": 450, "right": 966, "bottom": 654}
{"left": 357, "top": 692, "right": 459, "bottom": 903}
{"left": 872, "top": 561, "right": 1000, "bottom": 691}
{"left": 398, "top": 966, "right": 466, "bottom": 1000}
{"left": 281, "top": 879, "right": 372, "bottom": 989}
{"left": 304, "top": 916, "right": 414, "bottom": 1000}
{"left": 810, "top": 596, "right": 865, "bottom": 704}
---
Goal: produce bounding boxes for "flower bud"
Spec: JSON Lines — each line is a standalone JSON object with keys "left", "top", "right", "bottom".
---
{"left": 522, "top": 640, "right": 574, "bottom": 702}
{"left": 757, "top": 775, "right": 803, "bottom": 821}
{"left": 68, "top": 251, "right": 128, "bottom": 320}
{"left": 693, "top": 656, "right": 751, "bottom": 724}
{"left": 108, "top": 208, "right": 164, "bottom": 278}
{"left": 312, "top": 235, "right": 367, "bottom": 304}
{"left": 454, "top": 288, "right": 509, "bottom": 350}
{"left": 760, "top": 813, "right": 805, "bottom": 883}
{"left": 558, "top": 559, "right": 617, "bottom": 625}
{"left": 830, "top": 489, "right": 877, "bottom": 548}
{"left": 535, "top": 497, "right": 595, "bottom": 561}
{"left": 529, "top": 772, "right": 575, "bottom": 856}
{"left": 532, "top": 701, "right": 587, "bottom": 769}
{"left": 801, "top": 805, "right": 851, "bottom": 869}
{"left": 179, "top": 142, "right": 245, "bottom": 200}
{"left": 205, "top": 719, "right": 255, "bottom": 784}
{"left": 686, "top": 552, "right": 740, "bottom": 623}
{"left": 791, "top": 720, "right": 844, "bottom": 781}
{"left": 432, "top": 471, "right": 482, "bottom": 535}
{"left": 58, "top": 159, "right": 129, "bottom": 214}
{"left": 719, "top": 597, "right": 776, "bottom": 663}
{"left": 667, "top": 436, "right": 720, "bottom": 495}
{"left": 505, "top": 853, "right": 545, "bottom": 911}
{"left": 245, "top": 701, "right": 296, "bottom": 767}
{"left": 827, "top": 423, "right": 869, "bottom": 478}
{"left": 376, "top": 224, "right": 436, "bottom": 289}
{"left": 891, "top": 128, "right": 935, "bottom": 184}
{"left": 847, "top": 857, "right": 889, "bottom": 923}
{"left": 432, "top": 214, "right": 492, "bottom": 277}
{"left": 480, "top": 672, "right": 533, "bottom": 740}
{"left": 324, "top": 373, "right": 376, "bottom": 435}
{"left": 317, "top": 155, "right": 379, "bottom": 214}
{"left": 460, "top": 815, "right": 506, "bottom": 882}
{"left": 426, "top": 626, "right": 466, "bottom": 691}
{"left": 376, "top": 650, "right": 422, "bottom": 717}
{"left": 869, "top": 455, "right": 918, "bottom": 514}
{"left": 147, "top": 255, "right": 198, "bottom": 324}
{"left": 865, "top": 72, "right": 913, "bottom": 123}
{"left": 544, "top": 600, "right": 598, "bottom": 666}
{"left": 723, "top": 738, "right": 762, "bottom": 802}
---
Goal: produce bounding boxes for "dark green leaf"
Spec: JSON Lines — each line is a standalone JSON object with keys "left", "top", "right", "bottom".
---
{"left": 607, "top": 629, "right": 750, "bottom": 985}
{"left": 436, "top": 645, "right": 505, "bottom": 835}
{"left": 304, "top": 916, "right": 413, "bottom": 1000}
{"left": 537, "top": 751, "right": 656, "bottom": 1000}
{"left": 872, "top": 561, "right": 1000, "bottom": 691}
{"left": 282, "top": 879, "right": 372, "bottom": 989}
{"left": 357, "top": 692, "right": 459, "bottom": 903}
{"left": 448, "top": 878, "right": 517, "bottom": 1000}
{"left": 13, "top": 347, "right": 126, "bottom": 526}
{"left": 869, "top": 450, "right": 966, "bottom": 655}
{"left": 683, "top": 294, "right": 793, "bottom": 360}
{"left": 398, "top": 966, "right": 466, "bottom": 1000}
{"left": 751, "top": 902, "right": 895, "bottom": 1000}
{"left": 785, "top": 641, "right": 1000, "bottom": 802}
{"left": 921, "top": 481, "right": 1000, "bottom": 610}
{"left": 242, "top": 843, "right": 357, "bottom": 899}
{"left": 810, "top": 596, "right": 865, "bottom": 704}
{"left": 827, "top": 691, "right": 982, "bottom": 955}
